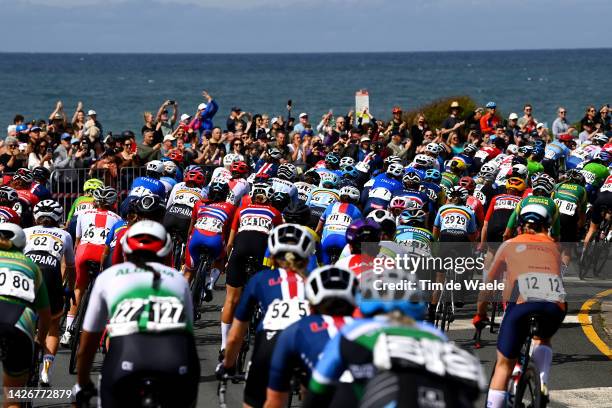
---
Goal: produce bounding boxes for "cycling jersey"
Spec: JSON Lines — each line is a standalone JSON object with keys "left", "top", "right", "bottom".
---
{"left": 474, "top": 146, "right": 501, "bottom": 163}
{"left": 484, "top": 194, "right": 521, "bottom": 242}
{"left": 363, "top": 174, "right": 402, "bottom": 213}
{"left": 320, "top": 202, "right": 362, "bottom": 263}
{"left": 466, "top": 195, "right": 485, "bottom": 227}
{"left": 506, "top": 195, "right": 561, "bottom": 239}
{"left": 440, "top": 172, "right": 459, "bottom": 192}
{"left": 254, "top": 161, "right": 279, "bottom": 178}
{"left": 527, "top": 159, "right": 545, "bottom": 176}
{"left": 104, "top": 219, "right": 128, "bottom": 268}
{"left": 271, "top": 177, "right": 299, "bottom": 203}
{"left": 128, "top": 176, "right": 166, "bottom": 199}
{"left": 434, "top": 204, "right": 477, "bottom": 239}
{"left": 552, "top": 182, "right": 587, "bottom": 218}
{"left": 30, "top": 181, "right": 52, "bottom": 201}
{"left": 474, "top": 181, "right": 501, "bottom": 212}
{"left": 394, "top": 225, "right": 433, "bottom": 257}
{"left": 581, "top": 162, "right": 609, "bottom": 187}
{"left": 544, "top": 140, "right": 569, "bottom": 161}
{"left": 166, "top": 182, "right": 204, "bottom": 214}
{"left": 392, "top": 189, "right": 432, "bottom": 214}
{"left": 335, "top": 253, "right": 376, "bottom": 277}
{"left": 67, "top": 196, "right": 95, "bottom": 222}
{"left": 160, "top": 176, "right": 177, "bottom": 196}
{"left": 226, "top": 178, "right": 250, "bottom": 206}
{"left": 0, "top": 206, "right": 20, "bottom": 224}
{"left": 231, "top": 204, "right": 282, "bottom": 235}
{"left": 590, "top": 175, "right": 612, "bottom": 225}
{"left": 211, "top": 167, "right": 232, "bottom": 183}
{"left": 308, "top": 188, "right": 340, "bottom": 210}
{"left": 82, "top": 261, "right": 193, "bottom": 337}
{"left": 295, "top": 181, "right": 315, "bottom": 203}
{"left": 269, "top": 315, "right": 352, "bottom": 392}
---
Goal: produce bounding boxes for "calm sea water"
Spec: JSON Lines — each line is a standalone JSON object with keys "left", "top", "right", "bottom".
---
{"left": 1, "top": 49, "right": 610, "bottom": 134}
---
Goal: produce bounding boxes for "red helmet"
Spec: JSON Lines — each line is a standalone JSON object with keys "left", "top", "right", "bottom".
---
{"left": 167, "top": 149, "right": 184, "bottom": 163}
{"left": 459, "top": 176, "right": 476, "bottom": 193}
{"left": 184, "top": 169, "right": 205, "bottom": 186}
{"left": 231, "top": 161, "right": 249, "bottom": 176}
{"left": 558, "top": 133, "right": 573, "bottom": 142}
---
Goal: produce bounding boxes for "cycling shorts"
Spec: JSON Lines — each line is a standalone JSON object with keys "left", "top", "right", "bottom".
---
{"left": 24, "top": 251, "right": 64, "bottom": 315}
{"left": 438, "top": 231, "right": 469, "bottom": 243}
{"left": 559, "top": 213, "right": 579, "bottom": 244}
{"left": 75, "top": 244, "right": 104, "bottom": 288}
{"left": 497, "top": 302, "right": 566, "bottom": 359}
{"left": 360, "top": 369, "right": 480, "bottom": 408}
{"left": 0, "top": 302, "right": 34, "bottom": 377}
{"left": 101, "top": 332, "right": 199, "bottom": 408}
{"left": 321, "top": 233, "right": 347, "bottom": 264}
{"left": 226, "top": 231, "right": 267, "bottom": 288}
{"left": 186, "top": 231, "right": 224, "bottom": 270}
{"left": 163, "top": 208, "right": 192, "bottom": 242}
{"left": 244, "top": 329, "right": 279, "bottom": 408}
{"left": 309, "top": 207, "right": 325, "bottom": 230}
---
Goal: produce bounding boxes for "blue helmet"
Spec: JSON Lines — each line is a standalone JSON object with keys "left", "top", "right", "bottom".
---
{"left": 485, "top": 101, "right": 497, "bottom": 109}
{"left": 424, "top": 168, "right": 442, "bottom": 184}
{"left": 357, "top": 268, "right": 426, "bottom": 320}
{"left": 595, "top": 150, "right": 611, "bottom": 163}
{"left": 342, "top": 165, "right": 360, "bottom": 179}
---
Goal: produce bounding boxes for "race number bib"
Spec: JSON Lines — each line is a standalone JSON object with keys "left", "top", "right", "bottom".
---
{"left": 174, "top": 192, "right": 199, "bottom": 208}
{"left": 517, "top": 273, "right": 566, "bottom": 303}
{"left": 554, "top": 199, "right": 577, "bottom": 216}
{"left": 12, "top": 202, "right": 22, "bottom": 216}
{"left": 195, "top": 217, "right": 223, "bottom": 234}
{"left": 74, "top": 202, "right": 94, "bottom": 216}
{"left": 27, "top": 234, "right": 64, "bottom": 259}
{"left": 81, "top": 226, "right": 109, "bottom": 245}
{"left": 129, "top": 186, "right": 153, "bottom": 197}
{"left": 0, "top": 268, "right": 35, "bottom": 303}
{"left": 580, "top": 171, "right": 596, "bottom": 185}
{"left": 442, "top": 214, "right": 468, "bottom": 231}
{"left": 311, "top": 192, "right": 336, "bottom": 207}
{"left": 475, "top": 150, "right": 489, "bottom": 160}
{"left": 262, "top": 299, "right": 309, "bottom": 331}
{"left": 369, "top": 187, "right": 392, "bottom": 201}
{"left": 544, "top": 149, "right": 556, "bottom": 160}
{"left": 109, "top": 296, "right": 186, "bottom": 336}
{"left": 495, "top": 199, "right": 518, "bottom": 211}
{"left": 327, "top": 213, "right": 352, "bottom": 229}
{"left": 474, "top": 189, "right": 487, "bottom": 206}
{"left": 600, "top": 180, "right": 612, "bottom": 193}
{"left": 239, "top": 215, "right": 272, "bottom": 233}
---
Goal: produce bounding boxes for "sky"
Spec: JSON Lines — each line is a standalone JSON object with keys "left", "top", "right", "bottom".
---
{"left": 0, "top": 0, "right": 611, "bottom": 53}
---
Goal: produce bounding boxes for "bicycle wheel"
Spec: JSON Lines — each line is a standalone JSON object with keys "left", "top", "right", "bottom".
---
{"left": 592, "top": 239, "right": 610, "bottom": 277}
{"left": 69, "top": 286, "right": 92, "bottom": 375}
{"left": 514, "top": 363, "right": 546, "bottom": 408}
{"left": 191, "top": 254, "right": 210, "bottom": 320}
{"left": 579, "top": 244, "right": 594, "bottom": 280}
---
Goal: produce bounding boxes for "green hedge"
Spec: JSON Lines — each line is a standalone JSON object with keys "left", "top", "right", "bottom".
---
{"left": 401, "top": 96, "right": 484, "bottom": 129}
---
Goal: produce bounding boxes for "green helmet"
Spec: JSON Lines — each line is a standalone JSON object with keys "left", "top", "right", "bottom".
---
{"left": 83, "top": 178, "right": 104, "bottom": 193}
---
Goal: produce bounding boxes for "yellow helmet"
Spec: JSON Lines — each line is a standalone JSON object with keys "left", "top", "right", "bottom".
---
{"left": 83, "top": 178, "right": 104, "bottom": 193}
{"left": 506, "top": 177, "right": 526, "bottom": 193}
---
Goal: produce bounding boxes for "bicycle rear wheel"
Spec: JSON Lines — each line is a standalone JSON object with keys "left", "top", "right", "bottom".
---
{"left": 69, "top": 286, "right": 92, "bottom": 375}
{"left": 191, "top": 254, "right": 210, "bottom": 320}
{"left": 514, "top": 363, "right": 546, "bottom": 408}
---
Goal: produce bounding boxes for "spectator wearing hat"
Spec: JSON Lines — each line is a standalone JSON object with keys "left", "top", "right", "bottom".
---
{"left": 465, "top": 107, "right": 484, "bottom": 135}
{"left": 440, "top": 101, "right": 466, "bottom": 138}
{"left": 0, "top": 136, "right": 26, "bottom": 173}
{"left": 480, "top": 102, "right": 500, "bottom": 135}
{"left": 226, "top": 107, "right": 246, "bottom": 132}
{"left": 194, "top": 90, "right": 219, "bottom": 135}
{"left": 293, "top": 112, "right": 310, "bottom": 134}
{"left": 536, "top": 123, "right": 550, "bottom": 142}
{"left": 505, "top": 113, "right": 520, "bottom": 140}
{"left": 160, "top": 134, "right": 176, "bottom": 157}
{"left": 552, "top": 107, "right": 569, "bottom": 139}
{"left": 386, "top": 106, "right": 406, "bottom": 136}
{"left": 156, "top": 100, "right": 178, "bottom": 137}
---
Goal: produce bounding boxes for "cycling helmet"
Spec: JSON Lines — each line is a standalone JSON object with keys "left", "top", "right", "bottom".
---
{"left": 12, "top": 168, "right": 33, "bottom": 184}
{"left": 447, "top": 185, "right": 469, "bottom": 203}
{"left": 346, "top": 219, "right": 382, "bottom": 247}
{"left": 208, "top": 181, "right": 230, "bottom": 202}
{"left": 83, "top": 178, "right": 104, "bottom": 193}
{"left": 518, "top": 204, "right": 551, "bottom": 229}
{"left": 426, "top": 142, "right": 443, "bottom": 156}
{"left": 231, "top": 161, "right": 249, "bottom": 176}
{"left": 594, "top": 150, "right": 611, "bottom": 163}
{"left": 358, "top": 268, "right": 426, "bottom": 320}
{"left": 131, "top": 194, "right": 164, "bottom": 218}
{"left": 184, "top": 169, "right": 205, "bottom": 187}
{"left": 167, "top": 149, "right": 183, "bottom": 163}
{"left": 505, "top": 177, "right": 527, "bottom": 192}
{"left": 355, "top": 161, "right": 371, "bottom": 174}
{"left": 397, "top": 205, "right": 427, "bottom": 226}
{"left": 250, "top": 183, "right": 273, "bottom": 201}
{"left": 185, "top": 164, "right": 201, "bottom": 173}
{"left": 366, "top": 210, "right": 396, "bottom": 237}
{"left": 268, "top": 224, "right": 315, "bottom": 260}
{"left": 565, "top": 169, "right": 586, "bottom": 185}
{"left": 283, "top": 202, "right": 311, "bottom": 225}
{"left": 512, "top": 155, "right": 528, "bottom": 166}
{"left": 319, "top": 172, "right": 340, "bottom": 189}
{"left": 277, "top": 163, "right": 297, "bottom": 181}
{"left": 0, "top": 186, "right": 18, "bottom": 204}
{"left": 458, "top": 176, "right": 476, "bottom": 193}
{"left": 485, "top": 101, "right": 497, "bottom": 109}
{"left": 342, "top": 165, "right": 360, "bottom": 179}
{"left": 413, "top": 154, "right": 434, "bottom": 169}
{"left": 0, "top": 223, "right": 26, "bottom": 250}
{"left": 506, "top": 144, "right": 519, "bottom": 155}
{"left": 402, "top": 169, "right": 422, "bottom": 188}
{"left": 271, "top": 191, "right": 291, "bottom": 211}
{"left": 463, "top": 143, "right": 478, "bottom": 155}
{"left": 32, "top": 166, "right": 51, "bottom": 182}
{"left": 479, "top": 162, "right": 499, "bottom": 178}
{"left": 424, "top": 168, "right": 442, "bottom": 184}
{"left": 223, "top": 153, "right": 237, "bottom": 168}
{"left": 267, "top": 147, "right": 282, "bottom": 160}
{"left": 532, "top": 173, "right": 555, "bottom": 195}
{"left": 92, "top": 186, "right": 118, "bottom": 205}
{"left": 33, "top": 200, "right": 63, "bottom": 223}
{"left": 448, "top": 158, "right": 466, "bottom": 174}
{"left": 303, "top": 169, "right": 321, "bottom": 186}
{"left": 594, "top": 134, "right": 609, "bottom": 146}
{"left": 121, "top": 220, "right": 172, "bottom": 258}
{"left": 339, "top": 185, "right": 360, "bottom": 203}
{"left": 340, "top": 156, "right": 355, "bottom": 169}
{"left": 163, "top": 161, "right": 178, "bottom": 177}
{"left": 386, "top": 163, "right": 404, "bottom": 178}
{"left": 519, "top": 145, "right": 534, "bottom": 155}
{"left": 389, "top": 196, "right": 408, "bottom": 213}
{"left": 325, "top": 152, "right": 340, "bottom": 169}
{"left": 146, "top": 160, "right": 164, "bottom": 177}
{"left": 306, "top": 266, "right": 358, "bottom": 308}
{"left": 384, "top": 155, "right": 402, "bottom": 165}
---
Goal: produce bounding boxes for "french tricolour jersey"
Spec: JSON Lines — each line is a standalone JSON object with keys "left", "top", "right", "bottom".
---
{"left": 320, "top": 202, "right": 362, "bottom": 240}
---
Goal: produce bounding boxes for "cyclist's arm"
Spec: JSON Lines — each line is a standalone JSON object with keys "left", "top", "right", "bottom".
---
{"left": 304, "top": 332, "right": 345, "bottom": 408}
{"left": 265, "top": 325, "right": 300, "bottom": 408}
{"left": 550, "top": 207, "right": 561, "bottom": 241}
{"left": 503, "top": 208, "right": 519, "bottom": 241}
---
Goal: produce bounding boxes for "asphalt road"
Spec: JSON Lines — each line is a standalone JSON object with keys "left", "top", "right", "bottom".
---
{"left": 2, "top": 262, "right": 611, "bottom": 408}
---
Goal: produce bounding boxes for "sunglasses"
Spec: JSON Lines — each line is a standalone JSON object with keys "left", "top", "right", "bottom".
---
{"left": 559, "top": 111, "right": 566, "bottom": 114}
{"left": 125, "top": 143, "right": 132, "bottom": 147}
{"left": 589, "top": 109, "right": 596, "bottom": 112}
{"left": 234, "top": 143, "right": 242, "bottom": 146}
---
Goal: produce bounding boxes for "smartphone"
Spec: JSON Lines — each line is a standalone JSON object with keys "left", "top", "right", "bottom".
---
{"left": 168, "top": 100, "right": 175, "bottom": 105}
{"left": 46, "top": 147, "right": 52, "bottom": 154}
{"left": 287, "top": 99, "right": 292, "bottom": 107}
{"left": 131, "top": 143, "right": 137, "bottom": 154}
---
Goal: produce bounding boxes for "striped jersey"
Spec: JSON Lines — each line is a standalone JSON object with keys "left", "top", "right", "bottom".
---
{"left": 191, "top": 200, "right": 236, "bottom": 237}
{"left": 320, "top": 202, "right": 362, "bottom": 239}
{"left": 231, "top": 204, "right": 282, "bottom": 234}
{"left": 434, "top": 204, "right": 477, "bottom": 234}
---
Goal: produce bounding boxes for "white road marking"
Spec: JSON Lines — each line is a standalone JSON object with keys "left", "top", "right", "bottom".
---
{"left": 549, "top": 387, "right": 612, "bottom": 408}
{"left": 444, "top": 315, "right": 590, "bottom": 331}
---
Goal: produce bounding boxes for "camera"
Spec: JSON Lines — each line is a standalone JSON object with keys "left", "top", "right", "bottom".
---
{"left": 168, "top": 100, "right": 175, "bottom": 105}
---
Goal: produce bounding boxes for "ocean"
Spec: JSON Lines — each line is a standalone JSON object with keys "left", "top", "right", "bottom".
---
{"left": 1, "top": 49, "right": 610, "bottom": 135}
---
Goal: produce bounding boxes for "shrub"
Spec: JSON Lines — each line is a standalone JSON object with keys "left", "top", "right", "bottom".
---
{"left": 402, "top": 96, "right": 480, "bottom": 129}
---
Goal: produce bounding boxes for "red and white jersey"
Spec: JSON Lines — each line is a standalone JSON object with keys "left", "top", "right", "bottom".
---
{"left": 231, "top": 204, "right": 282, "bottom": 234}
{"left": 167, "top": 182, "right": 204, "bottom": 210}
{"left": 335, "top": 254, "right": 375, "bottom": 278}
{"left": 227, "top": 178, "right": 250, "bottom": 206}
{"left": 211, "top": 167, "right": 232, "bottom": 183}
{"left": 0, "top": 206, "right": 20, "bottom": 224}
{"left": 16, "top": 188, "right": 40, "bottom": 207}
{"left": 76, "top": 209, "right": 122, "bottom": 246}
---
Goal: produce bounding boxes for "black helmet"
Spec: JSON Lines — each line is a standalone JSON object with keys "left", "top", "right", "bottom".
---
{"left": 209, "top": 181, "right": 230, "bottom": 202}
{"left": 131, "top": 194, "right": 164, "bottom": 221}
{"left": 32, "top": 166, "right": 51, "bottom": 182}
{"left": 283, "top": 202, "right": 311, "bottom": 225}
{"left": 271, "top": 191, "right": 291, "bottom": 211}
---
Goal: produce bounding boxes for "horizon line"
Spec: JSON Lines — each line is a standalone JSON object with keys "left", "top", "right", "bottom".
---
{"left": 1, "top": 47, "right": 611, "bottom": 55}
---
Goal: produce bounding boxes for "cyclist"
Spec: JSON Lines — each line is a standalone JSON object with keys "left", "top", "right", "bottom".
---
{"left": 9, "top": 168, "right": 39, "bottom": 227}
{"left": 542, "top": 137, "right": 570, "bottom": 179}
{"left": 74, "top": 220, "right": 199, "bottom": 408}
{"left": 316, "top": 152, "right": 343, "bottom": 178}
{"left": 254, "top": 147, "right": 281, "bottom": 178}
{"left": 335, "top": 219, "right": 382, "bottom": 277}
{"left": 164, "top": 168, "right": 205, "bottom": 243}
{"left": 185, "top": 180, "right": 235, "bottom": 299}
{"left": 265, "top": 265, "right": 357, "bottom": 408}
{"left": 503, "top": 173, "right": 561, "bottom": 241}
{"left": 459, "top": 176, "right": 485, "bottom": 230}
{"left": 31, "top": 166, "right": 52, "bottom": 201}
{"left": 0, "top": 223, "right": 51, "bottom": 408}
{"left": 295, "top": 169, "right": 320, "bottom": 204}
{"left": 227, "top": 160, "right": 250, "bottom": 206}
{"left": 474, "top": 206, "right": 566, "bottom": 408}
{"left": 395, "top": 203, "right": 434, "bottom": 258}
{"left": 317, "top": 185, "right": 362, "bottom": 263}
{"left": 160, "top": 160, "right": 179, "bottom": 195}
{"left": 304, "top": 267, "right": 484, "bottom": 408}
{"left": 120, "top": 160, "right": 166, "bottom": 217}
{"left": 307, "top": 174, "right": 340, "bottom": 229}
{"left": 366, "top": 209, "right": 397, "bottom": 241}
{"left": 440, "top": 158, "right": 466, "bottom": 193}
{"left": 392, "top": 169, "right": 432, "bottom": 218}
{"left": 553, "top": 169, "right": 588, "bottom": 271}
{"left": 217, "top": 224, "right": 315, "bottom": 408}
{"left": 583, "top": 174, "right": 612, "bottom": 257}
{"left": 213, "top": 153, "right": 243, "bottom": 182}
{"left": 270, "top": 191, "right": 291, "bottom": 213}
{"left": 581, "top": 150, "right": 611, "bottom": 202}
{"left": 221, "top": 183, "right": 282, "bottom": 356}
{"left": 474, "top": 162, "right": 501, "bottom": 211}
{"left": 0, "top": 186, "right": 21, "bottom": 224}
{"left": 362, "top": 162, "right": 403, "bottom": 215}
{"left": 61, "top": 187, "right": 121, "bottom": 347}
{"left": 271, "top": 163, "right": 299, "bottom": 203}
{"left": 66, "top": 178, "right": 104, "bottom": 224}
{"left": 433, "top": 186, "right": 478, "bottom": 243}
{"left": 421, "top": 168, "right": 445, "bottom": 210}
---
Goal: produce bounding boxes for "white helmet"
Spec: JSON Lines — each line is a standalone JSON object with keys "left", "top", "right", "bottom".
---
{"left": 268, "top": 224, "right": 315, "bottom": 260}
{"left": 339, "top": 185, "right": 360, "bottom": 202}
{"left": 306, "top": 266, "right": 358, "bottom": 307}
{"left": 414, "top": 154, "right": 434, "bottom": 169}
{"left": 33, "top": 200, "right": 63, "bottom": 223}
{"left": 511, "top": 164, "right": 528, "bottom": 179}
{"left": 121, "top": 220, "right": 172, "bottom": 258}
{"left": 479, "top": 162, "right": 499, "bottom": 177}
{"left": 386, "top": 163, "right": 404, "bottom": 177}
{"left": 163, "top": 161, "right": 178, "bottom": 177}
{"left": 0, "top": 223, "right": 26, "bottom": 250}
{"left": 146, "top": 160, "right": 164, "bottom": 176}
{"left": 223, "top": 153, "right": 237, "bottom": 168}
{"left": 277, "top": 163, "right": 298, "bottom": 181}
{"left": 367, "top": 209, "right": 395, "bottom": 225}
{"left": 340, "top": 157, "right": 355, "bottom": 169}
{"left": 506, "top": 144, "right": 519, "bottom": 155}
{"left": 426, "top": 142, "right": 443, "bottom": 155}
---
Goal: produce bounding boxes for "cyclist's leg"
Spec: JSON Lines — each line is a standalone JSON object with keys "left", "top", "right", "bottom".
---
{"left": 244, "top": 330, "right": 279, "bottom": 408}
{"left": 0, "top": 323, "right": 33, "bottom": 408}
{"left": 321, "top": 234, "right": 344, "bottom": 265}
{"left": 38, "top": 266, "right": 64, "bottom": 384}
{"left": 222, "top": 239, "right": 248, "bottom": 353}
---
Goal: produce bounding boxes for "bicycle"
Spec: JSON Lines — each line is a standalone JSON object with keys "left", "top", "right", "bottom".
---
{"left": 69, "top": 260, "right": 100, "bottom": 375}
{"left": 171, "top": 231, "right": 186, "bottom": 271}
{"left": 23, "top": 343, "right": 43, "bottom": 408}
{"left": 191, "top": 249, "right": 213, "bottom": 321}
{"left": 504, "top": 314, "right": 549, "bottom": 408}
{"left": 580, "top": 212, "right": 611, "bottom": 279}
